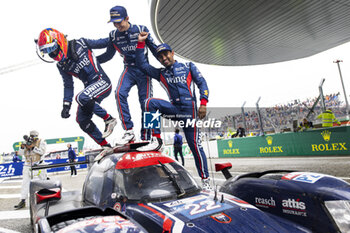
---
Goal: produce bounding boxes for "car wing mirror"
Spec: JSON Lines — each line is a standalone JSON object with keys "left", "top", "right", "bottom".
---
{"left": 215, "top": 163, "right": 232, "bottom": 180}
{"left": 36, "top": 188, "right": 61, "bottom": 204}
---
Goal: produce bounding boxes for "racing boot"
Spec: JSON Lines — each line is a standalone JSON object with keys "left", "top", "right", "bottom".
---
{"left": 14, "top": 199, "right": 25, "bottom": 209}
{"left": 137, "top": 137, "right": 163, "bottom": 152}
{"left": 116, "top": 129, "right": 135, "bottom": 145}
{"left": 102, "top": 117, "right": 117, "bottom": 138}
{"left": 201, "top": 177, "right": 213, "bottom": 191}
{"left": 94, "top": 144, "right": 114, "bottom": 162}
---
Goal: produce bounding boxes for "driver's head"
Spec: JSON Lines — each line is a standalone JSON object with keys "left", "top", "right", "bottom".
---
{"left": 37, "top": 28, "right": 68, "bottom": 62}
{"left": 156, "top": 44, "right": 175, "bottom": 67}
{"left": 108, "top": 6, "right": 129, "bottom": 32}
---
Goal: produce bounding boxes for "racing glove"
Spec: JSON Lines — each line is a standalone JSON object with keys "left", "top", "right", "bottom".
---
{"left": 61, "top": 102, "right": 71, "bottom": 118}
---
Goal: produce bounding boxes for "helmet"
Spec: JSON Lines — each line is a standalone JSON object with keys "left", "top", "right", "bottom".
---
{"left": 36, "top": 28, "right": 68, "bottom": 62}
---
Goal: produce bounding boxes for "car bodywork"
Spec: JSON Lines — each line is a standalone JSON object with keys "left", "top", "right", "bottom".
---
{"left": 31, "top": 150, "right": 339, "bottom": 232}
{"left": 216, "top": 163, "right": 350, "bottom": 233}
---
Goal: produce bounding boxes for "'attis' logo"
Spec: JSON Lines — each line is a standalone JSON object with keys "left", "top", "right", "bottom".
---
{"left": 143, "top": 110, "right": 161, "bottom": 129}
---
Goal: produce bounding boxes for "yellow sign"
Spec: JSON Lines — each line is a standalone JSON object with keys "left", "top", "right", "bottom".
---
{"left": 260, "top": 146, "right": 283, "bottom": 153}
{"left": 321, "top": 130, "right": 331, "bottom": 142}
{"left": 311, "top": 130, "right": 347, "bottom": 152}
{"left": 311, "top": 143, "right": 347, "bottom": 152}
{"left": 260, "top": 136, "right": 284, "bottom": 154}
{"left": 223, "top": 140, "right": 240, "bottom": 155}
{"left": 266, "top": 136, "right": 273, "bottom": 145}
{"left": 56, "top": 138, "right": 65, "bottom": 144}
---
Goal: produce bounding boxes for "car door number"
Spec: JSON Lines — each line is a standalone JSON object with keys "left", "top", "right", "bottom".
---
{"left": 184, "top": 200, "right": 221, "bottom": 215}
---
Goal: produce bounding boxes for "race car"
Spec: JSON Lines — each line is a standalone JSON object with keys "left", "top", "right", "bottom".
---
{"left": 29, "top": 180, "right": 147, "bottom": 233}
{"left": 215, "top": 162, "right": 350, "bottom": 233}
{"left": 30, "top": 147, "right": 317, "bottom": 232}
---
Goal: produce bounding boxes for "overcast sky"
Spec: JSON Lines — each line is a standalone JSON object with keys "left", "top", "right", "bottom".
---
{"left": 1, "top": 0, "right": 350, "bottom": 153}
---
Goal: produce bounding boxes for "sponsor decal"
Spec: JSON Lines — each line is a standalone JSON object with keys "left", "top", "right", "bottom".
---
{"left": 166, "top": 75, "right": 187, "bottom": 84}
{"left": 223, "top": 140, "right": 240, "bottom": 155}
{"left": 259, "top": 136, "right": 284, "bottom": 154}
{"left": 282, "top": 172, "right": 325, "bottom": 183}
{"left": 163, "top": 194, "right": 232, "bottom": 220}
{"left": 74, "top": 56, "right": 90, "bottom": 73}
{"left": 116, "top": 151, "right": 173, "bottom": 169}
{"left": 113, "top": 202, "right": 121, "bottom": 211}
{"left": 164, "top": 195, "right": 206, "bottom": 207}
{"left": 83, "top": 80, "right": 108, "bottom": 97}
{"left": 211, "top": 212, "right": 232, "bottom": 223}
{"left": 174, "top": 66, "right": 185, "bottom": 72}
{"left": 56, "top": 216, "right": 138, "bottom": 233}
{"left": 121, "top": 44, "right": 136, "bottom": 52}
{"left": 311, "top": 130, "right": 347, "bottom": 152}
{"left": 282, "top": 198, "right": 307, "bottom": 217}
{"left": 0, "top": 164, "right": 15, "bottom": 177}
{"left": 254, "top": 197, "right": 276, "bottom": 208}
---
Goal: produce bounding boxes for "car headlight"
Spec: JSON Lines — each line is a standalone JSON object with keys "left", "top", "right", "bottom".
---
{"left": 324, "top": 200, "right": 350, "bottom": 232}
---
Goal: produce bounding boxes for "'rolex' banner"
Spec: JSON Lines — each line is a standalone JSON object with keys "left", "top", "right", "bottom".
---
{"left": 217, "top": 126, "right": 350, "bottom": 157}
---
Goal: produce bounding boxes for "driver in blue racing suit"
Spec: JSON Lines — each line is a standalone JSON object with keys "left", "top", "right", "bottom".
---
{"left": 135, "top": 32, "right": 211, "bottom": 189}
{"left": 36, "top": 28, "right": 117, "bottom": 153}
{"left": 96, "top": 5, "right": 158, "bottom": 144}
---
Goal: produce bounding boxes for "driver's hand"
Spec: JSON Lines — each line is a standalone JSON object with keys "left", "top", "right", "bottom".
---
{"left": 198, "top": 105, "right": 207, "bottom": 119}
{"left": 138, "top": 32, "right": 149, "bottom": 42}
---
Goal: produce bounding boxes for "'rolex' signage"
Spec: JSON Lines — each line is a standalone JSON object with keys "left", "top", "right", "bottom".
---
{"left": 311, "top": 130, "right": 347, "bottom": 152}
{"left": 217, "top": 126, "right": 350, "bottom": 158}
{"left": 259, "top": 136, "right": 284, "bottom": 154}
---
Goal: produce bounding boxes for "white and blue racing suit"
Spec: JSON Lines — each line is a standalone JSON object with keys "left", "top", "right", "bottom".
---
{"left": 57, "top": 38, "right": 113, "bottom": 146}
{"left": 97, "top": 23, "right": 158, "bottom": 140}
{"left": 136, "top": 41, "right": 210, "bottom": 179}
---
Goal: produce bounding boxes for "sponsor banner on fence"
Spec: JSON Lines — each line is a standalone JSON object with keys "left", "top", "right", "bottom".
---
{"left": 0, "top": 157, "right": 87, "bottom": 178}
{"left": 217, "top": 126, "right": 350, "bottom": 157}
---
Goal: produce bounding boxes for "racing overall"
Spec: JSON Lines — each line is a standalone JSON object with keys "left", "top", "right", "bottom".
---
{"left": 17, "top": 139, "right": 47, "bottom": 199}
{"left": 136, "top": 43, "right": 209, "bottom": 179}
{"left": 57, "top": 38, "right": 112, "bottom": 146}
{"left": 97, "top": 24, "right": 158, "bottom": 140}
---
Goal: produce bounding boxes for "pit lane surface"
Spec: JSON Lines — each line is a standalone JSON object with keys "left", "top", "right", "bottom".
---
{"left": 0, "top": 156, "right": 349, "bottom": 233}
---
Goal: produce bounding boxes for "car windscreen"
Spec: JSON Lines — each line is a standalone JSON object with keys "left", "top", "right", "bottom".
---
{"left": 115, "top": 162, "right": 200, "bottom": 202}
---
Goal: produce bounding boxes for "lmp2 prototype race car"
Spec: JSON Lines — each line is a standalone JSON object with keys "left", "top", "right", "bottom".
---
{"left": 29, "top": 144, "right": 349, "bottom": 233}
{"left": 216, "top": 163, "right": 350, "bottom": 233}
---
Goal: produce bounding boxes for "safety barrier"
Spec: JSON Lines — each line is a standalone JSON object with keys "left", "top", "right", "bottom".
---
{"left": 217, "top": 125, "right": 350, "bottom": 157}
{"left": 0, "top": 157, "right": 87, "bottom": 178}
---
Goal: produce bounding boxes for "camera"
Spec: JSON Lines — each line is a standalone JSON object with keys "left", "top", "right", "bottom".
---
{"left": 23, "top": 135, "right": 34, "bottom": 146}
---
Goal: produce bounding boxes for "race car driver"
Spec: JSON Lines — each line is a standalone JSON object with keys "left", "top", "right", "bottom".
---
{"left": 97, "top": 5, "right": 158, "bottom": 145}
{"left": 135, "top": 32, "right": 211, "bottom": 189}
{"left": 35, "top": 28, "right": 117, "bottom": 154}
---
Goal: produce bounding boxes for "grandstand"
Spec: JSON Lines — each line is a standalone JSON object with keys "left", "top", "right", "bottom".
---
{"left": 219, "top": 92, "right": 347, "bottom": 136}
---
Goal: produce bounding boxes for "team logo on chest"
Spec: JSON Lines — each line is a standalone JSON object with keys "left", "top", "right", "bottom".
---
{"left": 121, "top": 44, "right": 136, "bottom": 52}
{"left": 74, "top": 56, "right": 90, "bottom": 73}
{"left": 166, "top": 74, "right": 187, "bottom": 84}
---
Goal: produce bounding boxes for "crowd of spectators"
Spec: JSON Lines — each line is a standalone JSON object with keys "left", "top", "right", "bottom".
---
{"left": 219, "top": 93, "right": 346, "bottom": 134}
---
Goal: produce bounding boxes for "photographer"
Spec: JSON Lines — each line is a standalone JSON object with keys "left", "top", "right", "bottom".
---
{"left": 14, "top": 130, "right": 47, "bottom": 209}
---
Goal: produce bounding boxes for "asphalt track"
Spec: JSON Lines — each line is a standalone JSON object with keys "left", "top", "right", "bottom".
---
{"left": 0, "top": 155, "right": 349, "bottom": 233}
